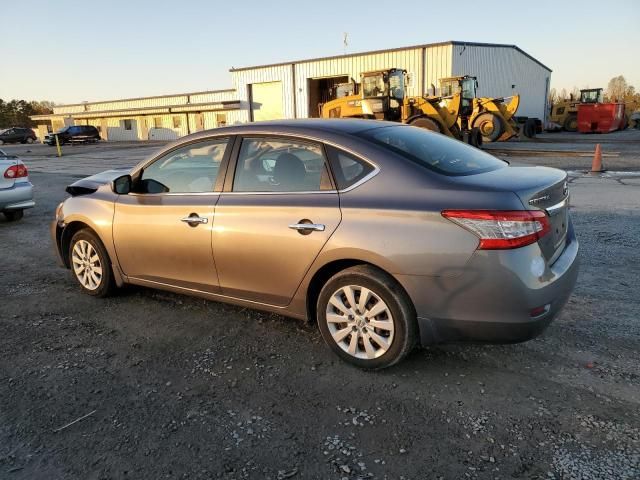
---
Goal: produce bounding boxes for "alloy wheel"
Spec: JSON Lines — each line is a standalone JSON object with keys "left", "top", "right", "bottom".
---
{"left": 71, "top": 240, "right": 103, "bottom": 291}
{"left": 325, "top": 285, "right": 395, "bottom": 360}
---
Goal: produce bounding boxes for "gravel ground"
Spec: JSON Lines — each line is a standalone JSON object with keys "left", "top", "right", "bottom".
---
{"left": 1, "top": 156, "right": 639, "bottom": 478}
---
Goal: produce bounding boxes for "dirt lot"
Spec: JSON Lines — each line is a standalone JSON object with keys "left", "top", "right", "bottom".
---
{"left": 1, "top": 132, "right": 639, "bottom": 479}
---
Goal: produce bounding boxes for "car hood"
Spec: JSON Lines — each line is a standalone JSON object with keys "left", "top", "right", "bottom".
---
{"left": 66, "top": 168, "right": 130, "bottom": 196}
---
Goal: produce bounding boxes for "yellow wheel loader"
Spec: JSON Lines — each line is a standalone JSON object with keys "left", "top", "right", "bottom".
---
{"left": 320, "top": 69, "right": 482, "bottom": 146}
{"left": 549, "top": 98, "right": 579, "bottom": 132}
{"left": 440, "top": 76, "right": 521, "bottom": 142}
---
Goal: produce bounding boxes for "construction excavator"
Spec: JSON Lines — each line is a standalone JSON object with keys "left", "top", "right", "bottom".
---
{"left": 439, "top": 76, "right": 521, "bottom": 142}
{"left": 320, "top": 68, "right": 482, "bottom": 147}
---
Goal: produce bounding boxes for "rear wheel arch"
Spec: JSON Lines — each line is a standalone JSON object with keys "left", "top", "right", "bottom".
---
{"left": 305, "top": 259, "right": 414, "bottom": 326}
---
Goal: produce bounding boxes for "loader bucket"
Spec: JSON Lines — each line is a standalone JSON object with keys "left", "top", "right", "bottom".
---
{"left": 472, "top": 96, "right": 520, "bottom": 142}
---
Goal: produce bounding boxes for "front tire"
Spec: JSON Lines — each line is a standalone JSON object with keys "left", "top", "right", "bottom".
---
{"left": 563, "top": 114, "right": 578, "bottom": 132}
{"left": 0, "top": 140, "right": 4, "bottom": 145}
{"left": 69, "top": 229, "right": 116, "bottom": 297}
{"left": 3, "top": 209, "right": 24, "bottom": 221}
{"left": 317, "top": 265, "right": 417, "bottom": 369}
{"left": 473, "top": 112, "right": 503, "bottom": 142}
{"left": 26, "top": 137, "right": 35, "bottom": 144}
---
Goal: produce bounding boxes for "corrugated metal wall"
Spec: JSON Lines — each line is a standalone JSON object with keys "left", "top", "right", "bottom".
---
{"left": 451, "top": 44, "right": 550, "bottom": 120}
{"left": 424, "top": 44, "right": 453, "bottom": 95}
{"left": 291, "top": 48, "right": 424, "bottom": 118}
{"left": 231, "top": 45, "right": 458, "bottom": 119}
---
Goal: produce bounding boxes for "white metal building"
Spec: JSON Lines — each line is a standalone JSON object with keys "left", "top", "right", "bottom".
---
{"left": 231, "top": 40, "right": 551, "bottom": 123}
{"left": 32, "top": 40, "right": 551, "bottom": 141}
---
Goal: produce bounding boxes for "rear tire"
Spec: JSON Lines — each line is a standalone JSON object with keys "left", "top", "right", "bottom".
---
{"left": 3, "top": 210, "right": 24, "bottom": 221}
{"left": 316, "top": 265, "right": 417, "bottom": 369}
{"left": 26, "top": 137, "right": 35, "bottom": 144}
{"left": 473, "top": 112, "right": 503, "bottom": 142}
{"left": 69, "top": 229, "right": 116, "bottom": 297}
{"left": 563, "top": 114, "right": 578, "bottom": 132}
{"left": 0, "top": 140, "right": 4, "bottom": 145}
{"left": 523, "top": 118, "right": 537, "bottom": 138}
{"left": 409, "top": 117, "right": 442, "bottom": 133}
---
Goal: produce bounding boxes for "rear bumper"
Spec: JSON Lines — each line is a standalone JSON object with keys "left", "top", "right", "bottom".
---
{"left": 397, "top": 219, "right": 579, "bottom": 345}
{"left": 0, "top": 181, "right": 35, "bottom": 211}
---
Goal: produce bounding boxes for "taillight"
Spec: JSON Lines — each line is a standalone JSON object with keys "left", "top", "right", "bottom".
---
{"left": 441, "top": 210, "right": 551, "bottom": 250}
{"left": 3, "top": 164, "right": 28, "bottom": 179}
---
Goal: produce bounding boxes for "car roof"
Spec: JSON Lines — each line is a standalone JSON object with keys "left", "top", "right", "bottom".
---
{"left": 182, "top": 118, "right": 404, "bottom": 141}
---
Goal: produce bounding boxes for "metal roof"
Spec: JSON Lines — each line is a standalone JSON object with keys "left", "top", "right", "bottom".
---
{"left": 229, "top": 40, "right": 552, "bottom": 73}
{"left": 54, "top": 88, "right": 236, "bottom": 109}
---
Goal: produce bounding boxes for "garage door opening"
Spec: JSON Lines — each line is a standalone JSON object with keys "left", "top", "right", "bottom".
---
{"left": 308, "top": 76, "right": 350, "bottom": 118}
{"left": 250, "top": 81, "right": 284, "bottom": 121}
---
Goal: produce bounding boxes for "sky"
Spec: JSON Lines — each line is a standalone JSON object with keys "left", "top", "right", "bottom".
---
{"left": 2, "top": 0, "right": 639, "bottom": 104}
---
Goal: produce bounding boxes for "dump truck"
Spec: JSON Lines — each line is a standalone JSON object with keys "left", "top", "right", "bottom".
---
{"left": 549, "top": 88, "right": 604, "bottom": 132}
{"left": 576, "top": 88, "right": 626, "bottom": 133}
{"left": 320, "top": 68, "right": 482, "bottom": 146}
{"left": 439, "top": 76, "right": 522, "bottom": 142}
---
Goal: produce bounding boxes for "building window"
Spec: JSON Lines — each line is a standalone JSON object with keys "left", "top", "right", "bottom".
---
{"left": 122, "top": 119, "right": 133, "bottom": 131}
{"left": 172, "top": 116, "right": 182, "bottom": 129}
{"left": 216, "top": 113, "right": 227, "bottom": 127}
{"left": 154, "top": 117, "right": 163, "bottom": 129}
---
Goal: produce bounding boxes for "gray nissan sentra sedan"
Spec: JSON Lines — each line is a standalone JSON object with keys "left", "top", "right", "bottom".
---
{"left": 51, "top": 119, "right": 579, "bottom": 369}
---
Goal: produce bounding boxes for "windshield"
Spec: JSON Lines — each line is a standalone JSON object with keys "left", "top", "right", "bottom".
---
{"left": 461, "top": 78, "right": 476, "bottom": 100}
{"left": 580, "top": 90, "right": 602, "bottom": 103}
{"left": 388, "top": 70, "right": 404, "bottom": 101}
{"left": 362, "top": 73, "right": 387, "bottom": 98}
{"left": 360, "top": 125, "right": 507, "bottom": 176}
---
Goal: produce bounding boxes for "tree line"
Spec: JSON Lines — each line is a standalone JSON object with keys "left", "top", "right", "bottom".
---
{"left": 0, "top": 99, "right": 54, "bottom": 129}
{"left": 548, "top": 75, "right": 639, "bottom": 106}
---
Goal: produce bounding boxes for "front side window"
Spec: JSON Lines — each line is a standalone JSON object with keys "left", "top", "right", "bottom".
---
{"left": 233, "top": 137, "right": 333, "bottom": 192}
{"left": 122, "top": 119, "right": 133, "bottom": 131}
{"left": 360, "top": 125, "right": 507, "bottom": 176}
{"left": 139, "top": 137, "right": 229, "bottom": 194}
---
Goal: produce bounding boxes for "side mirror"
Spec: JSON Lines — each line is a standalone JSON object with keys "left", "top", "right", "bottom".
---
{"left": 112, "top": 174, "right": 132, "bottom": 194}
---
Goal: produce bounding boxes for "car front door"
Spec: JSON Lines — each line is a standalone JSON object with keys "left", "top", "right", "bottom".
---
{"left": 213, "top": 136, "right": 341, "bottom": 306}
{"left": 113, "top": 136, "right": 232, "bottom": 293}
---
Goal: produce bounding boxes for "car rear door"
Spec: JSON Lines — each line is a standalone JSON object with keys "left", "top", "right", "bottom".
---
{"left": 213, "top": 136, "right": 341, "bottom": 306}
{"left": 112, "top": 136, "right": 232, "bottom": 293}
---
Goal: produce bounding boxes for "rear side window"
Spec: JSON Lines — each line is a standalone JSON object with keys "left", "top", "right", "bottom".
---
{"left": 360, "top": 125, "right": 507, "bottom": 176}
{"left": 326, "top": 145, "right": 374, "bottom": 190}
{"left": 233, "top": 137, "right": 333, "bottom": 192}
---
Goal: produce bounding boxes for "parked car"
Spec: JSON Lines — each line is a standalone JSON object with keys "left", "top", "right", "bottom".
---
{"left": 0, "top": 149, "right": 35, "bottom": 221}
{"left": 45, "top": 125, "right": 100, "bottom": 145}
{"left": 0, "top": 127, "right": 37, "bottom": 145}
{"left": 51, "top": 119, "right": 579, "bottom": 368}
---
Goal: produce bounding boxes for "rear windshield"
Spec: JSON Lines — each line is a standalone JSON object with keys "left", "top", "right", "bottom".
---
{"left": 359, "top": 125, "right": 507, "bottom": 176}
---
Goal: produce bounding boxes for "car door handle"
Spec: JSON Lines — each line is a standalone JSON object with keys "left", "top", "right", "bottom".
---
{"left": 289, "top": 222, "right": 325, "bottom": 232}
{"left": 181, "top": 214, "right": 208, "bottom": 226}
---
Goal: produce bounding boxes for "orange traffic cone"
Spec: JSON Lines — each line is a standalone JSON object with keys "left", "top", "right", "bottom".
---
{"left": 591, "top": 144, "right": 604, "bottom": 173}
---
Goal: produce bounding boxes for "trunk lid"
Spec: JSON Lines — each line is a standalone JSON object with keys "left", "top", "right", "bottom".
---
{"left": 451, "top": 165, "right": 569, "bottom": 263}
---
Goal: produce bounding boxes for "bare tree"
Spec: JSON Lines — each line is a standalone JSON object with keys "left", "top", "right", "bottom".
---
{"left": 607, "top": 75, "right": 629, "bottom": 102}
{"left": 570, "top": 87, "right": 580, "bottom": 101}
{"left": 558, "top": 88, "right": 568, "bottom": 101}
{"left": 548, "top": 88, "right": 558, "bottom": 106}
